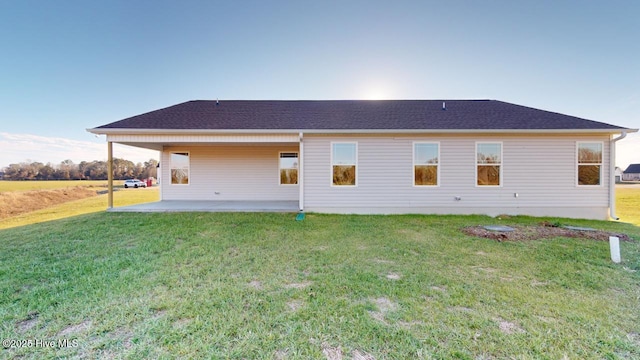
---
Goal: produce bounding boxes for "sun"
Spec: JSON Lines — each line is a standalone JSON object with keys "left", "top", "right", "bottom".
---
{"left": 361, "top": 85, "right": 391, "bottom": 100}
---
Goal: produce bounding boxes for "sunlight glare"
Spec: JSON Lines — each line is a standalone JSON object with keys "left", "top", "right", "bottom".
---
{"left": 361, "top": 86, "right": 391, "bottom": 100}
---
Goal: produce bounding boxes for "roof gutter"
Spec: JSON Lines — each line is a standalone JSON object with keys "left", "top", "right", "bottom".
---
{"left": 609, "top": 131, "right": 627, "bottom": 220}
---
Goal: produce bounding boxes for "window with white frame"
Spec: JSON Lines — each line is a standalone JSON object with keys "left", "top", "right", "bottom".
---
{"left": 577, "top": 142, "right": 602, "bottom": 186}
{"left": 331, "top": 142, "right": 357, "bottom": 186}
{"left": 279, "top": 152, "right": 298, "bottom": 185}
{"left": 170, "top": 152, "right": 190, "bottom": 185}
{"left": 414, "top": 142, "right": 439, "bottom": 186}
{"left": 476, "top": 143, "right": 501, "bottom": 186}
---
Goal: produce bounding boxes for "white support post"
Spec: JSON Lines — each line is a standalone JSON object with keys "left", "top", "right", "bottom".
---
{"left": 299, "top": 132, "right": 304, "bottom": 211}
{"left": 107, "top": 141, "right": 113, "bottom": 209}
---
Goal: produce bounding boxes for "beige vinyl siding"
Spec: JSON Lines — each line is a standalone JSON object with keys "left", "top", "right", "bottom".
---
{"left": 303, "top": 134, "right": 610, "bottom": 219}
{"left": 161, "top": 145, "right": 299, "bottom": 201}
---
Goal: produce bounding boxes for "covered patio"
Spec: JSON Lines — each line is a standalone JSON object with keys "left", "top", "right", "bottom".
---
{"left": 97, "top": 133, "right": 303, "bottom": 212}
{"left": 108, "top": 200, "right": 299, "bottom": 213}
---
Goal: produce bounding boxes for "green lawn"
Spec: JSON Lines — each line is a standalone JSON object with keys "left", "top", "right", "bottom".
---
{"left": 0, "top": 180, "right": 122, "bottom": 192}
{"left": 1, "top": 212, "right": 639, "bottom": 359}
{"left": 617, "top": 186, "right": 640, "bottom": 226}
{"left": 0, "top": 189, "right": 159, "bottom": 230}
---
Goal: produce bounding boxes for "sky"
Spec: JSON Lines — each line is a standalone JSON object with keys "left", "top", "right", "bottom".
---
{"left": 0, "top": 0, "right": 639, "bottom": 169}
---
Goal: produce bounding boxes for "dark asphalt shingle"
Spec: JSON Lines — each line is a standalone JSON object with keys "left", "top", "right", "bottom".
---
{"left": 623, "top": 164, "right": 640, "bottom": 174}
{"left": 94, "top": 100, "right": 628, "bottom": 131}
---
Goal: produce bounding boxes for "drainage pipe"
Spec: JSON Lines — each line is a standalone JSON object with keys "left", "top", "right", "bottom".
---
{"left": 609, "top": 131, "right": 627, "bottom": 220}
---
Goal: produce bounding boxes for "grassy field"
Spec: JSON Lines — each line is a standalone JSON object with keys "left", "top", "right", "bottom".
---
{"left": 0, "top": 182, "right": 639, "bottom": 358}
{"left": 617, "top": 186, "right": 640, "bottom": 226}
{"left": 0, "top": 180, "right": 121, "bottom": 192}
{"left": 0, "top": 213, "right": 639, "bottom": 358}
{"left": 0, "top": 181, "right": 158, "bottom": 230}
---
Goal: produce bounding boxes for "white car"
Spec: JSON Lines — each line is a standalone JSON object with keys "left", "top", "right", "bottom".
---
{"left": 124, "top": 179, "right": 147, "bottom": 188}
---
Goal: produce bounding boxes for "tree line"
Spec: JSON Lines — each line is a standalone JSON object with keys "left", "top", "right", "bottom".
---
{"left": 1, "top": 159, "right": 158, "bottom": 181}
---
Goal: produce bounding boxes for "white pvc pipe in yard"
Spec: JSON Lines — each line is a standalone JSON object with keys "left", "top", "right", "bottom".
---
{"left": 609, "top": 236, "right": 621, "bottom": 263}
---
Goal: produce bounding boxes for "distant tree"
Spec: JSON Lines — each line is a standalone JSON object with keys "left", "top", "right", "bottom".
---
{"left": 133, "top": 162, "right": 144, "bottom": 179}
{"left": 140, "top": 159, "right": 158, "bottom": 179}
{"left": 3, "top": 163, "right": 21, "bottom": 180}
{"left": 54, "top": 167, "right": 70, "bottom": 180}
{"left": 59, "top": 159, "right": 82, "bottom": 180}
{"left": 87, "top": 161, "right": 108, "bottom": 179}
{"left": 38, "top": 164, "right": 56, "bottom": 180}
{"left": 1, "top": 158, "right": 158, "bottom": 181}
{"left": 23, "top": 162, "right": 44, "bottom": 180}
{"left": 112, "top": 158, "right": 136, "bottom": 179}
{"left": 78, "top": 161, "right": 89, "bottom": 180}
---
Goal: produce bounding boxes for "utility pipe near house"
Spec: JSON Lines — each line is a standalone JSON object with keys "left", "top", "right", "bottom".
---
{"left": 609, "top": 236, "right": 621, "bottom": 263}
{"left": 609, "top": 131, "right": 627, "bottom": 220}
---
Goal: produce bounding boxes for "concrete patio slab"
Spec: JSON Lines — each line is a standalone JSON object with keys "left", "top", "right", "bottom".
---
{"left": 108, "top": 200, "right": 299, "bottom": 213}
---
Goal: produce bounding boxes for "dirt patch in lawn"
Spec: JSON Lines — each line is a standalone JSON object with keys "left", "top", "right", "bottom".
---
{"left": 385, "top": 273, "right": 401, "bottom": 280}
{"left": 108, "top": 326, "right": 134, "bottom": 349}
{"left": 173, "top": 318, "right": 192, "bottom": 328}
{"left": 320, "top": 344, "right": 376, "bottom": 360}
{"left": 372, "top": 297, "right": 397, "bottom": 313}
{"left": 150, "top": 309, "right": 167, "bottom": 320}
{"left": 16, "top": 312, "right": 39, "bottom": 333}
{"left": 0, "top": 187, "right": 99, "bottom": 219}
{"left": 368, "top": 297, "right": 398, "bottom": 325}
{"left": 352, "top": 349, "right": 376, "bottom": 360}
{"left": 274, "top": 349, "right": 289, "bottom": 360}
{"left": 321, "top": 342, "right": 343, "bottom": 360}
{"left": 58, "top": 319, "right": 92, "bottom": 337}
{"left": 497, "top": 318, "right": 525, "bottom": 334}
{"left": 287, "top": 300, "right": 304, "bottom": 312}
{"left": 284, "top": 281, "right": 312, "bottom": 289}
{"left": 463, "top": 223, "right": 633, "bottom": 242}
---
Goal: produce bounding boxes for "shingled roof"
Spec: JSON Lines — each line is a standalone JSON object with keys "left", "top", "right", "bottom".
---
{"left": 624, "top": 164, "right": 640, "bottom": 174}
{"left": 92, "top": 100, "right": 629, "bottom": 132}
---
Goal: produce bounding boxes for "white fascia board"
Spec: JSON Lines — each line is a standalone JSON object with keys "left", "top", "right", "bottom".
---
{"left": 300, "top": 128, "right": 637, "bottom": 135}
{"left": 88, "top": 128, "right": 301, "bottom": 135}
{"left": 87, "top": 127, "right": 638, "bottom": 135}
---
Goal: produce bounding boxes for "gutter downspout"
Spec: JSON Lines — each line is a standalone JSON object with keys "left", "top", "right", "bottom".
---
{"left": 299, "top": 132, "right": 304, "bottom": 212}
{"left": 609, "top": 131, "right": 627, "bottom": 220}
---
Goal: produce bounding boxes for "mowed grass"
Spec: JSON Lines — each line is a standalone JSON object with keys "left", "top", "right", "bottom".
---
{"left": 0, "top": 181, "right": 158, "bottom": 230}
{"left": 0, "top": 189, "right": 158, "bottom": 230}
{"left": 617, "top": 186, "right": 640, "bottom": 226}
{"left": 1, "top": 211, "right": 639, "bottom": 359}
{"left": 0, "top": 180, "right": 120, "bottom": 192}
{"left": 0, "top": 184, "right": 639, "bottom": 358}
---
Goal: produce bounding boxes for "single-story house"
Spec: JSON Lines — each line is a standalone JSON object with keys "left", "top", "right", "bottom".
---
{"left": 622, "top": 164, "right": 640, "bottom": 181}
{"left": 615, "top": 167, "right": 623, "bottom": 183}
{"left": 88, "top": 100, "right": 637, "bottom": 220}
